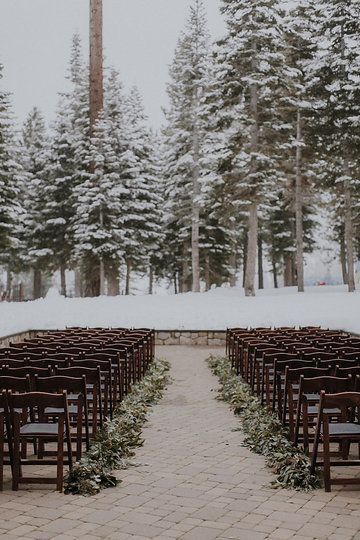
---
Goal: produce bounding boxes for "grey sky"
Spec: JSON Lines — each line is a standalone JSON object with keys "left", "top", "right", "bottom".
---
{"left": 0, "top": 0, "right": 226, "bottom": 129}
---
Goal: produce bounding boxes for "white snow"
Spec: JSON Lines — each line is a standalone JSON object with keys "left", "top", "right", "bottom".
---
{"left": 0, "top": 284, "right": 359, "bottom": 338}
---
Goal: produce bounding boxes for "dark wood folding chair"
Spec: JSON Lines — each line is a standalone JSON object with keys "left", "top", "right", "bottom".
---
{"left": 294, "top": 375, "right": 352, "bottom": 451}
{"left": 311, "top": 391, "right": 360, "bottom": 491}
{"left": 9, "top": 391, "right": 72, "bottom": 492}
{"left": 35, "top": 375, "right": 89, "bottom": 460}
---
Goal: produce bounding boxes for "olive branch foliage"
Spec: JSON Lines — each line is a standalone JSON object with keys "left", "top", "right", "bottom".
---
{"left": 64, "top": 358, "right": 171, "bottom": 496}
{"left": 206, "top": 355, "right": 321, "bottom": 491}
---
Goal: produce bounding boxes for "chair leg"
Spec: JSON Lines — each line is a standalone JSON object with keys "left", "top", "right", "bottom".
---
{"left": 57, "top": 419, "right": 64, "bottom": 492}
{"left": 12, "top": 417, "right": 20, "bottom": 491}
{"left": 0, "top": 416, "right": 4, "bottom": 491}
{"left": 322, "top": 422, "right": 331, "bottom": 492}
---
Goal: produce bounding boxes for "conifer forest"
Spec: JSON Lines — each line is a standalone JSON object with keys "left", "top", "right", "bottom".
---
{"left": 0, "top": 0, "right": 359, "bottom": 300}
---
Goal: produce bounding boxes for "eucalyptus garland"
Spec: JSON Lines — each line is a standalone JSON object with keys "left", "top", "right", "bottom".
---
{"left": 64, "top": 358, "right": 171, "bottom": 496}
{"left": 206, "top": 355, "right": 321, "bottom": 491}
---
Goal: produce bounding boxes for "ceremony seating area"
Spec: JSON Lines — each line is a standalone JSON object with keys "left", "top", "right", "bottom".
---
{"left": 0, "top": 327, "right": 155, "bottom": 491}
{"left": 227, "top": 327, "right": 360, "bottom": 492}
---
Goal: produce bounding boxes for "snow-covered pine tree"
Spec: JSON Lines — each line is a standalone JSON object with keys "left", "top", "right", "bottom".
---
{"left": 119, "top": 87, "right": 164, "bottom": 295}
{"left": 162, "top": 0, "right": 213, "bottom": 293}
{"left": 0, "top": 63, "right": 24, "bottom": 297}
{"left": 307, "top": 0, "right": 360, "bottom": 292}
{"left": 21, "top": 107, "right": 51, "bottom": 298}
{"left": 44, "top": 34, "right": 90, "bottom": 296}
{"left": 218, "top": 0, "right": 290, "bottom": 296}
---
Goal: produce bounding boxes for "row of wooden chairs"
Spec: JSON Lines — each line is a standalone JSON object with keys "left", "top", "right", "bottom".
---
{"left": 226, "top": 327, "right": 360, "bottom": 492}
{"left": 0, "top": 327, "right": 155, "bottom": 491}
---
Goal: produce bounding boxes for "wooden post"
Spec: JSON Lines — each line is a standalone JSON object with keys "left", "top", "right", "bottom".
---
{"left": 89, "top": 0, "right": 103, "bottom": 134}
{"left": 89, "top": 0, "right": 105, "bottom": 295}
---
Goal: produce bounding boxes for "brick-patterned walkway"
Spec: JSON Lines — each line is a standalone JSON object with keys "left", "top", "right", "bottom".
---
{"left": 1, "top": 346, "right": 360, "bottom": 539}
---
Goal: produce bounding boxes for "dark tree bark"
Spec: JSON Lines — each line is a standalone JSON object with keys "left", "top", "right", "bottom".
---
{"left": 125, "top": 259, "right": 131, "bottom": 296}
{"left": 258, "top": 231, "right": 264, "bottom": 290}
{"left": 60, "top": 264, "right": 66, "bottom": 297}
{"left": 33, "top": 268, "right": 42, "bottom": 299}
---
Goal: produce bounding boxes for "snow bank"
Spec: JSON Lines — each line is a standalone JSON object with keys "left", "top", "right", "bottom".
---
{"left": 0, "top": 285, "right": 359, "bottom": 337}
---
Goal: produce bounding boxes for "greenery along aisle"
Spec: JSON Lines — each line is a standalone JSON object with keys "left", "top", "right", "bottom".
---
{"left": 206, "top": 355, "right": 321, "bottom": 491}
{"left": 64, "top": 358, "right": 171, "bottom": 496}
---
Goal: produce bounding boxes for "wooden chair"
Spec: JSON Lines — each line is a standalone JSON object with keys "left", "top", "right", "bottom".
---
{"left": 0, "top": 390, "right": 13, "bottom": 491}
{"left": 55, "top": 365, "right": 103, "bottom": 433}
{"left": 8, "top": 391, "right": 72, "bottom": 492}
{"left": 281, "top": 366, "right": 331, "bottom": 440}
{"left": 294, "top": 375, "right": 352, "bottom": 451}
{"left": 311, "top": 391, "right": 360, "bottom": 491}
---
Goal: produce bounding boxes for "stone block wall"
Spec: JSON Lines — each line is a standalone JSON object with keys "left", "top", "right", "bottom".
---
{"left": 155, "top": 330, "right": 226, "bottom": 347}
{"left": 0, "top": 329, "right": 226, "bottom": 348}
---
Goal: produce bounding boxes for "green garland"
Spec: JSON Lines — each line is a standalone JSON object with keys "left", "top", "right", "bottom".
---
{"left": 64, "top": 358, "right": 171, "bottom": 496}
{"left": 206, "top": 355, "right": 321, "bottom": 491}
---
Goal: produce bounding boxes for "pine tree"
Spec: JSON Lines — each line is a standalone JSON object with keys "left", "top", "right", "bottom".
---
{"left": 218, "top": 0, "right": 291, "bottom": 296}
{"left": 44, "top": 34, "right": 90, "bottom": 296}
{"left": 21, "top": 107, "right": 51, "bottom": 298}
{"left": 307, "top": 0, "right": 360, "bottom": 292}
{"left": 0, "top": 63, "right": 24, "bottom": 296}
{"left": 162, "top": 0, "right": 213, "bottom": 293}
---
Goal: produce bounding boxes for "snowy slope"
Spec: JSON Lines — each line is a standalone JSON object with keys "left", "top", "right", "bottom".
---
{"left": 0, "top": 285, "right": 359, "bottom": 337}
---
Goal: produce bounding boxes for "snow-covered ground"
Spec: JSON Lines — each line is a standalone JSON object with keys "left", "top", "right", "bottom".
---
{"left": 0, "top": 285, "right": 359, "bottom": 337}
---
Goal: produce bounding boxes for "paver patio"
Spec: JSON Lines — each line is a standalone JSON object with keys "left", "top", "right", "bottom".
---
{"left": 0, "top": 345, "right": 360, "bottom": 539}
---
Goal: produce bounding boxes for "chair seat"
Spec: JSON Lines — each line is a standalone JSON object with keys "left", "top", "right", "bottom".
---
{"left": 321, "top": 422, "right": 360, "bottom": 437}
{"left": 45, "top": 405, "right": 78, "bottom": 415}
{"left": 308, "top": 406, "right": 340, "bottom": 415}
{"left": 20, "top": 423, "right": 59, "bottom": 437}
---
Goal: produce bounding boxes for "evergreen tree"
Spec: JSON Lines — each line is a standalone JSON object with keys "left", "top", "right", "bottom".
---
{"left": 0, "top": 63, "right": 24, "bottom": 295}
{"left": 162, "top": 0, "right": 213, "bottom": 292}
{"left": 307, "top": 0, "right": 360, "bottom": 292}
{"left": 21, "top": 107, "right": 50, "bottom": 298}
{"left": 218, "top": 0, "right": 290, "bottom": 296}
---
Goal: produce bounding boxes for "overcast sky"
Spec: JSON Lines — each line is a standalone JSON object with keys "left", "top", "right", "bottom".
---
{"left": 0, "top": 0, "right": 226, "bottom": 129}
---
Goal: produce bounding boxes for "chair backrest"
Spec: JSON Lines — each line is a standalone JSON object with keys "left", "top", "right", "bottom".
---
{"left": 336, "top": 366, "right": 360, "bottom": 379}
{"left": 320, "top": 391, "right": 360, "bottom": 415}
{"left": 285, "top": 366, "right": 331, "bottom": 382}
{"left": 55, "top": 366, "right": 101, "bottom": 385}
{"left": 35, "top": 375, "right": 86, "bottom": 395}
{"left": 302, "top": 351, "right": 336, "bottom": 361}
{"left": 0, "top": 375, "right": 31, "bottom": 393}
{"left": 29, "top": 358, "right": 68, "bottom": 368}
{"left": 9, "top": 390, "right": 68, "bottom": 411}
{"left": 3, "top": 366, "right": 52, "bottom": 379}
{"left": 300, "top": 375, "right": 352, "bottom": 397}
{"left": 318, "top": 359, "right": 357, "bottom": 369}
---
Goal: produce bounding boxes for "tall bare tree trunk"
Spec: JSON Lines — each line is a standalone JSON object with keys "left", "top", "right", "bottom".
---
{"left": 340, "top": 229, "right": 348, "bottom": 285}
{"left": 6, "top": 268, "right": 12, "bottom": 301}
{"left": 125, "top": 259, "right": 131, "bottom": 296}
{"left": 229, "top": 220, "right": 237, "bottom": 286}
{"left": 284, "top": 255, "right": 293, "bottom": 287}
{"left": 204, "top": 252, "right": 210, "bottom": 291}
{"left": 99, "top": 208, "right": 105, "bottom": 295}
{"left": 181, "top": 242, "right": 190, "bottom": 293}
{"left": 244, "top": 38, "right": 259, "bottom": 297}
{"left": 107, "top": 270, "right": 119, "bottom": 296}
{"left": 191, "top": 90, "right": 201, "bottom": 293}
{"left": 173, "top": 272, "right": 178, "bottom": 295}
{"left": 74, "top": 268, "right": 83, "bottom": 297}
{"left": 33, "top": 268, "right": 42, "bottom": 299}
{"left": 60, "top": 264, "right": 66, "bottom": 297}
{"left": 295, "top": 110, "right": 305, "bottom": 292}
{"left": 89, "top": 0, "right": 103, "bottom": 135}
{"left": 149, "top": 266, "right": 154, "bottom": 295}
{"left": 272, "top": 256, "right": 278, "bottom": 289}
{"left": 90, "top": 0, "right": 104, "bottom": 295}
{"left": 242, "top": 234, "right": 248, "bottom": 288}
{"left": 344, "top": 170, "right": 355, "bottom": 292}
{"left": 258, "top": 230, "right": 264, "bottom": 290}
{"left": 244, "top": 203, "right": 258, "bottom": 296}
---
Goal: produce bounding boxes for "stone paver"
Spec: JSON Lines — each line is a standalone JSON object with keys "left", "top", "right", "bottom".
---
{"left": 0, "top": 345, "right": 360, "bottom": 539}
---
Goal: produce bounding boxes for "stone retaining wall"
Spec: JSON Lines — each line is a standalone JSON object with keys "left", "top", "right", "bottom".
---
{"left": 155, "top": 330, "right": 226, "bottom": 347}
{"left": 0, "top": 329, "right": 226, "bottom": 347}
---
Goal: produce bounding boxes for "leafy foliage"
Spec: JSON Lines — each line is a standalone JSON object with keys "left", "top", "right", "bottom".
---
{"left": 206, "top": 355, "right": 321, "bottom": 491}
{"left": 64, "top": 357, "right": 171, "bottom": 496}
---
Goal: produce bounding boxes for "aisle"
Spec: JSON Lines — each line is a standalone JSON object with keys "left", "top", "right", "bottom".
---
{"left": 0, "top": 346, "right": 359, "bottom": 540}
